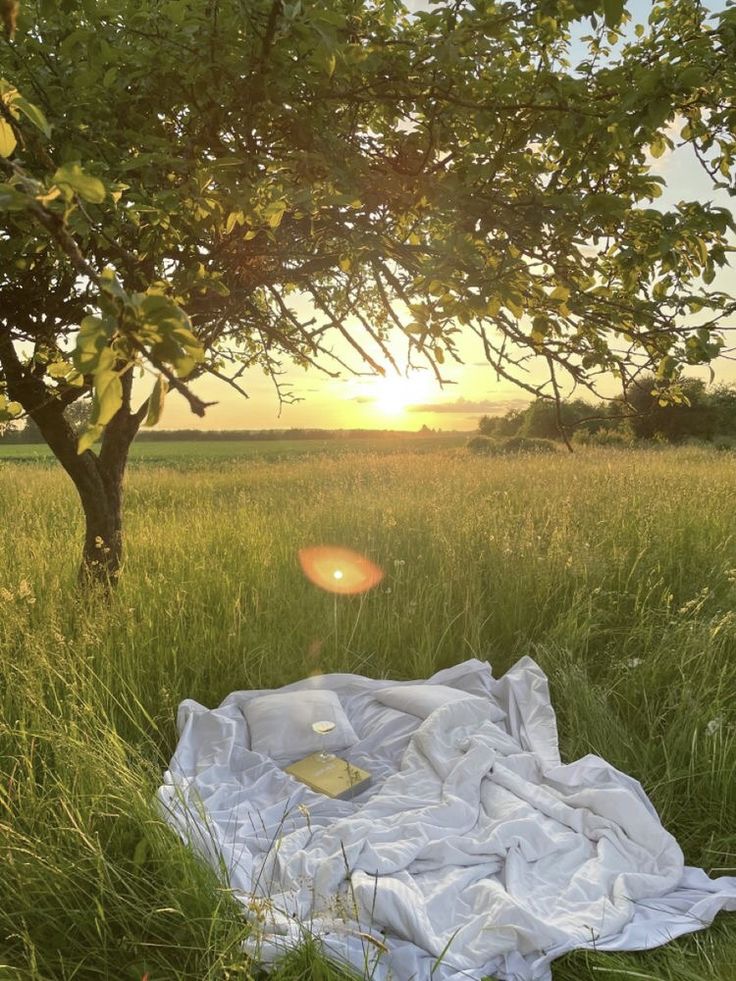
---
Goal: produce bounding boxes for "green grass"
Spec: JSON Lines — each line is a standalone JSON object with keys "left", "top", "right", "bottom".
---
{"left": 0, "top": 444, "right": 734, "bottom": 979}
{"left": 0, "top": 433, "right": 467, "bottom": 466}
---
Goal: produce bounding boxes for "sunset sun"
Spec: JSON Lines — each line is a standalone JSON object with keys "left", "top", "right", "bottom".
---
{"left": 370, "top": 373, "right": 436, "bottom": 416}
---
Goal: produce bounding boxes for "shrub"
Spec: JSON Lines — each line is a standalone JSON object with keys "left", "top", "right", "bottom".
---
{"left": 467, "top": 435, "right": 504, "bottom": 456}
{"left": 575, "top": 426, "right": 635, "bottom": 448}
{"left": 503, "top": 435, "right": 557, "bottom": 454}
{"left": 468, "top": 435, "right": 557, "bottom": 456}
{"left": 713, "top": 435, "right": 736, "bottom": 452}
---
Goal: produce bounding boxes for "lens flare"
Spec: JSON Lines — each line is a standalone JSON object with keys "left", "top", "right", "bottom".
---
{"left": 298, "top": 546, "right": 384, "bottom": 595}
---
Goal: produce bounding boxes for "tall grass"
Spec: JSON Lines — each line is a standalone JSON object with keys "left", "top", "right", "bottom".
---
{"left": 0, "top": 445, "right": 734, "bottom": 979}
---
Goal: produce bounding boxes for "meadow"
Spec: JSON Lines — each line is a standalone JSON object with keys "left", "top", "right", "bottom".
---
{"left": 0, "top": 433, "right": 467, "bottom": 465}
{"left": 0, "top": 442, "right": 734, "bottom": 980}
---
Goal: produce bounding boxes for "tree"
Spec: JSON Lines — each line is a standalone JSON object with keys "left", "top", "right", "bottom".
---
{"left": 708, "top": 384, "right": 736, "bottom": 437}
{"left": 1, "top": 0, "right": 735, "bottom": 584}
{"left": 478, "top": 409, "right": 525, "bottom": 438}
{"left": 623, "top": 374, "right": 717, "bottom": 441}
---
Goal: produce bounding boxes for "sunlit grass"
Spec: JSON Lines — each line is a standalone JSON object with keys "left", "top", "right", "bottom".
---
{"left": 0, "top": 444, "right": 734, "bottom": 979}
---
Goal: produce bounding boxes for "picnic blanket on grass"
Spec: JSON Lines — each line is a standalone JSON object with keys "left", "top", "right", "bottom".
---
{"left": 158, "top": 658, "right": 736, "bottom": 980}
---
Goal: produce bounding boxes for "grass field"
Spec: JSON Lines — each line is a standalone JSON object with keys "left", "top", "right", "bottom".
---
{"left": 0, "top": 443, "right": 734, "bottom": 980}
{"left": 0, "top": 433, "right": 467, "bottom": 465}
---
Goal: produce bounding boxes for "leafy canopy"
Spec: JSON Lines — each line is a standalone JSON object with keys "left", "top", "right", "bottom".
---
{"left": 1, "top": 0, "right": 735, "bottom": 446}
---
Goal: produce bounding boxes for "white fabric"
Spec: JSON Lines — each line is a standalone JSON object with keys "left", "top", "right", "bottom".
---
{"left": 243, "top": 688, "right": 358, "bottom": 762}
{"left": 375, "top": 683, "right": 507, "bottom": 723}
{"left": 158, "top": 657, "right": 736, "bottom": 981}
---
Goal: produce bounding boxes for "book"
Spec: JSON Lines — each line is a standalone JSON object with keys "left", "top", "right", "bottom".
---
{"left": 285, "top": 753, "right": 372, "bottom": 800}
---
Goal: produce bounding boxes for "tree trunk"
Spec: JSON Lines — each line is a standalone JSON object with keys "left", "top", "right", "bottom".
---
{"left": 78, "top": 471, "right": 124, "bottom": 586}
{"left": 0, "top": 331, "right": 141, "bottom": 590}
{"left": 83, "top": 397, "right": 138, "bottom": 586}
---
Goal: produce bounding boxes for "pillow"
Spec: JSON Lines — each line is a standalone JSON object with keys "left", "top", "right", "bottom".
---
{"left": 375, "top": 684, "right": 507, "bottom": 723}
{"left": 242, "top": 689, "right": 359, "bottom": 762}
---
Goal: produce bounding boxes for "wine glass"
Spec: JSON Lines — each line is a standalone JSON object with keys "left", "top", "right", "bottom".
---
{"left": 311, "top": 719, "right": 336, "bottom": 762}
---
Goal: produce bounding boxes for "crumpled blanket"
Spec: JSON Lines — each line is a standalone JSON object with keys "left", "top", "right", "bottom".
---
{"left": 158, "top": 658, "right": 736, "bottom": 980}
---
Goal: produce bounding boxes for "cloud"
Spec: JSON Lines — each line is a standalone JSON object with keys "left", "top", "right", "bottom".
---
{"left": 408, "top": 397, "right": 530, "bottom": 414}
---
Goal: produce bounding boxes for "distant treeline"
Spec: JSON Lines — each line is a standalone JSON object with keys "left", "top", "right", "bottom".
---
{"left": 133, "top": 427, "right": 442, "bottom": 442}
{"left": 479, "top": 375, "right": 736, "bottom": 446}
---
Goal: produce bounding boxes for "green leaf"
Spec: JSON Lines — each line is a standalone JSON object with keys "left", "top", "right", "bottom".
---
{"left": 99, "top": 267, "right": 128, "bottom": 303}
{"left": 0, "top": 182, "right": 29, "bottom": 210}
{"left": 506, "top": 296, "right": 524, "bottom": 318}
{"left": 47, "top": 361, "right": 85, "bottom": 387}
{"left": 92, "top": 369, "right": 123, "bottom": 426}
{"left": 649, "top": 135, "right": 667, "bottom": 159}
{"left": 0, "top": 119, "right": 17, "bottom": 158}
{"left": 47, "top": 361, "right": 71, "bottom": 379}
{"left": 602, "top": 0, "right": 625, "bottom": 27}
{"left": 531, "top": 316, "right": 550, "bottom": 349}
{"left": 73, "top": 316, "right": 113, "bottom": 374}
{"left": 13, "top": 96, "right": 51, "bottom": 138}
{"left": 224, "top": 210, "right": 242, "bottom": 234}
{"left": 264, "top": 200, "right": 286, "bottom": 228}
{"left": 145, "top": 375, "right": 168, "bottom": 427}
{"left": 77, "top": 424, "right": 103, "bottom": 455}
{"left": 0, "top": 396, "right": 23, "bottom": 421}
{"left": 676, "top": 66, "right": 703, "bottom": 91}
{"left": 53, "top": 162, "right": 106, "bottom": 204}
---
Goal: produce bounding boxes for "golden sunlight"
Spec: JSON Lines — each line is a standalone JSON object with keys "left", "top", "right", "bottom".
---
{"left": 368, "top": 372, "right": 437, "bottom": 416}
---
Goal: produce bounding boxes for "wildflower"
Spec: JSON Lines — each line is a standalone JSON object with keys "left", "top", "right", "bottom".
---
{"left": 705, "top": 717, "right": 723, "bottom": 737}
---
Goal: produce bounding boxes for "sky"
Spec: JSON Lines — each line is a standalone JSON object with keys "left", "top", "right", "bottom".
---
{"left": 157, "top": 0, "right": 735, "bottom": 434}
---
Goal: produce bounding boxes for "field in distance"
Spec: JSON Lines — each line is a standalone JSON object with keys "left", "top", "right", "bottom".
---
{"left": 0, "top": 432, "right": 468, "bottom": 464}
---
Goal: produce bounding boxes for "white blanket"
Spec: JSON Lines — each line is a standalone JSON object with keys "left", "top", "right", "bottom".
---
{"left": 158, "top": 658, "right": 736, "bottom": 980}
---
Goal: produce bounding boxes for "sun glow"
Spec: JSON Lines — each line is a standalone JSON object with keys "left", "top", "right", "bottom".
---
{"left": 369, "top": 372, "right": 436, "bottom": 416}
